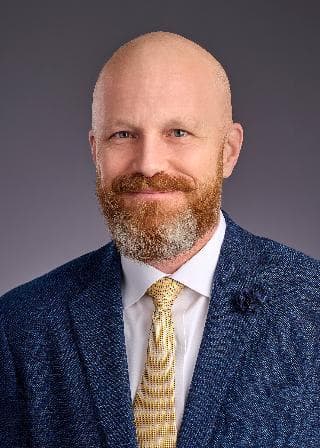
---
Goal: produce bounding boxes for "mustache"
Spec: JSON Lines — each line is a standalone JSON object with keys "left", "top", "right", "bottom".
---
{"left": 111, "top": 172, "right": 196, "bottom": 193}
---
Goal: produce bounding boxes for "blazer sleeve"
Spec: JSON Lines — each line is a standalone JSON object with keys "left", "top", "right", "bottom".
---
{"left": 0, "top": 312, "right": 28, "bottom": 448}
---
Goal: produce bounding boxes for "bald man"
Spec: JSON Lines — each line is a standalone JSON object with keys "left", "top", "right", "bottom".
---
{"left": 0, "top": 32, "right": 319, "bottom": 448}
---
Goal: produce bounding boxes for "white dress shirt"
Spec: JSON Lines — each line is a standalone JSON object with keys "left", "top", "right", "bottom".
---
{"left": 120, "top": 210, "right": 226, "bottom": 430}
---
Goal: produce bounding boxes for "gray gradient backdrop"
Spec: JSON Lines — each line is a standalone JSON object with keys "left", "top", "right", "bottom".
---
{"left": 1, "top": 1, "right": 319, "bottom": 295}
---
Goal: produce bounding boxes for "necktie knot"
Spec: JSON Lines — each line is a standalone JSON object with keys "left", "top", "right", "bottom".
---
{"left": 146, "top": 277, "right": 184, "bottom": 310}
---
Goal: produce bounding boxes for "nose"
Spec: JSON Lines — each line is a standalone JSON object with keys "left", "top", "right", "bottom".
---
{"left": 131, "top": 133, "right": 169, "bottom": 177}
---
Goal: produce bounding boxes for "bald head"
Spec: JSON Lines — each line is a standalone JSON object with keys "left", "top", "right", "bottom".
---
{"left": 91, "top": 31, "right": 232, "bottom": 136}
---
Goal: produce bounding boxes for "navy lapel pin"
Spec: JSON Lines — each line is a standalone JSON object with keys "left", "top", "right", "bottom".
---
{"left": 232, "top": 288, "right": 265, "bottom": 314}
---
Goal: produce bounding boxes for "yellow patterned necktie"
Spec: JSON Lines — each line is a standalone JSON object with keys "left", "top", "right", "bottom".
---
{"left": 133, "top": 277, "right": 185, "bottom": 448}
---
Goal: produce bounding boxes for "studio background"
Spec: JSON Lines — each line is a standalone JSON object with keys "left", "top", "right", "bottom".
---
{"left": 1, "top": 0, "right": 319, "bottom": 295}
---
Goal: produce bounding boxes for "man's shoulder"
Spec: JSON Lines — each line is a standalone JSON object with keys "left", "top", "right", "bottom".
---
{"left": 254, "top": 230, "right": 318, "bottom": 270}
{"left": 224, "top": 211, "right": 319, "bottom": 295}
{"left": 0, "top": 242, "right": 116, "bottom": 320}
{"left": 255, "top": 233, "right": 318, "bottom": 293}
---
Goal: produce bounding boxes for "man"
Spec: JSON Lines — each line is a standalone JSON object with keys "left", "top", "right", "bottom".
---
{"left": 0, "top": 31, "right": 319, "bottom": 448}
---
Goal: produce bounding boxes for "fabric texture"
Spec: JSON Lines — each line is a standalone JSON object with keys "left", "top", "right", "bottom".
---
{"left": 0, "top": 210, "right": 319, "bottom": 448}
{"left": 134, "top": 277, "right": 184, "bottom": 447}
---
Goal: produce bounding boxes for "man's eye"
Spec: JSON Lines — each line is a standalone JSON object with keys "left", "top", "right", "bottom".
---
{"left": 171, "top": 129, "right": 188, "bottom": 137}
{"left": 111, "top": 131, "right": 132, "bottom": 139}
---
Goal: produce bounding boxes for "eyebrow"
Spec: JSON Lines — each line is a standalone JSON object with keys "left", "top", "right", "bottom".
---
{"left": 103, "top": 119, "right": 136, "bottom": 129}
{"left": 103, "top": 117, "right": 201, "bottom": 130}
{"left": 163, "top": 118, "right": 201, "bottom": 129}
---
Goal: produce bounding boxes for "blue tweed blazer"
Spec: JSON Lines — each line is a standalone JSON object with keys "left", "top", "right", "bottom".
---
{"left": 0, "top": 211, "right": 319, "bottom": 447}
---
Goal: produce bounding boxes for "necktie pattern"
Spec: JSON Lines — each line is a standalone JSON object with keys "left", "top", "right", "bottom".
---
{"left": 133, "top": 277, "right": 185, "bottom": 448}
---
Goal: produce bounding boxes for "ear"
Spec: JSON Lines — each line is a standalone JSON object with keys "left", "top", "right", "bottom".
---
{"left": 222, "top": 122, "right": 244, "bottom": 178}
{"left": 88, "top": 129, "right": 97, "bottom": 166}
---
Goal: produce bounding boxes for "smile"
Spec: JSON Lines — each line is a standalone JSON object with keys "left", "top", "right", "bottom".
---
{"left": 123, "top": 191, "right": 179, "bottom": 199}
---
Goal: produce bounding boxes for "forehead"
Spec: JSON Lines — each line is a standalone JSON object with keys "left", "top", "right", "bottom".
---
{"left": 96, "top": 60, "right": 224, "bottom": 130}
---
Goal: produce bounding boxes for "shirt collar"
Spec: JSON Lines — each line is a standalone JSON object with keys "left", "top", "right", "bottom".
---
{"left": 120, "top": 210, "right": 226, "bottom": 309}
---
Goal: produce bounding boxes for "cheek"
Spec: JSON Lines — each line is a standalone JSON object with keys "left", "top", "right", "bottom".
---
{"left": 177, "top": 151, "right": 217, "bottom": 181}
{"left": 96, "top": 148, "right": 129, "bottom": 181}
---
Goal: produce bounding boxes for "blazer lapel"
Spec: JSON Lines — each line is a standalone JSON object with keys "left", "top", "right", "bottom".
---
{"left": 68, "top": 243, "right": 137, "bottom": 448}
{"left": 177, "top": 212, "right": 270, "bottom": 447}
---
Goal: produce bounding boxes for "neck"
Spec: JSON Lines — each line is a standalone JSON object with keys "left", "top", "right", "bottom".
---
{"left": 147, "top": 223, "right": 218, "bottom": 274}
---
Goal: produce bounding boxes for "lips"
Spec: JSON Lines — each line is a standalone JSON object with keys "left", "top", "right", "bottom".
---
{"left": 134, "top": 189, "right": 161, "bottom": 193}
{"left": 122, "top": 190, "right": 180, "bottom": 200}
{"left": 126, "top": 189, "right": 176, "bottom": 194}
